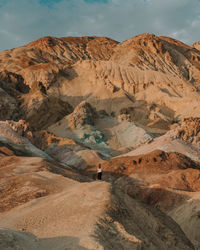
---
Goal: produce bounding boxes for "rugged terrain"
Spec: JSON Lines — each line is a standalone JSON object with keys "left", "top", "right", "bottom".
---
{"left": 0, "top": 34, "right": 200, "bottom": 249}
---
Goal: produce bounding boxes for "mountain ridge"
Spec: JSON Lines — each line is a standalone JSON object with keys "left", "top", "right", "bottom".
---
{"left": 1, "top": 33, "right": 200, "bottom": 249}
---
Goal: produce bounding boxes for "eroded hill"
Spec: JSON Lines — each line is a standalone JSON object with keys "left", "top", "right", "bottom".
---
{"left": 1, "top": 34, "right": 200, "bottom": 249}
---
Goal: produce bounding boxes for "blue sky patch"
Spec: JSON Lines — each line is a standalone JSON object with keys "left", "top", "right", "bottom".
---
{"left": 39, "top": 0, "right": 108, "bottom": 5}
{"left": 0, "top": 0, "right": 200, "bottom": 51}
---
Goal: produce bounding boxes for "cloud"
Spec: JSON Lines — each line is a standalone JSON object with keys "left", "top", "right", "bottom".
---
{"left": 0, "top": 0, "right": 200, "bottom": 51}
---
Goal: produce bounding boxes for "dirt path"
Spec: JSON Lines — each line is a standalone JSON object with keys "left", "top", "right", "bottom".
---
{"left": 0, "top": 176, "right": 110, "bottom": 250}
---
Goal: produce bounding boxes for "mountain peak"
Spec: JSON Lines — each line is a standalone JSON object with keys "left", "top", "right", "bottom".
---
{"left": 193, "top": 40, "right": 200, "bottom": 50}
{"left": 1, "top": 33, "right": 200, "bottom": 249}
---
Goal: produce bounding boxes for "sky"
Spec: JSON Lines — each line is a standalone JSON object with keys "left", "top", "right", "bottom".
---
{"left": 0, "top": 0, "right": 200, "bottom": 51}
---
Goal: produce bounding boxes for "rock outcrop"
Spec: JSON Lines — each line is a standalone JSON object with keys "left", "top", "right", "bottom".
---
{"left": 1, "top": 33, "right": 200, "bottom": 249}
{"left": 67, "top": 101, "right": 98, "bottom": 129}
{"left": 6, "top": 120, "right": 33, "bottom": 143}
{"left": 0, "top": 33, "right": 200, "bottom": 138}
{"left": 0, "top": 88, "right": 18, "bottom": 121}
{"left": 172, "top": 117, "right": 200, "bottom": 144}
{"left": 22, "top": 94, "right": 73, "bottom": 130}
{"left": 193, "top": 41, "right": 200, "bottom": 50}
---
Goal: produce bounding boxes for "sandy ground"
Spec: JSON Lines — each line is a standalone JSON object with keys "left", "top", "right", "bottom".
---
{"left": 0, "top": 173, "right": 110, "bottom": 250}
{"left": 0, "top": 151, "right": 198, "bottom": 249}
{"left": 121, "top": 131, "right": 200, "bottom": 162}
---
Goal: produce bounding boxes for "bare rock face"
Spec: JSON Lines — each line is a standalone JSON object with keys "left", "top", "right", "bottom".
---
{"left": 22, "top": 94, "right": 73, "bottom": 130}
{"left": 6, "top": 120, "right": 33, "bottom": 143}
{"left": 1, "top": 33, "right": 200, "bottom": 133}
{"left": 33, "top": 130, "right": 88, "bottom": 153}
{"left": 0, "top": 71, "right": 29, "bottom": 122}
{"left": 111, "top": 33, "right": 200, "bottom": 79}
{"left": 27, "top": 36, "right": 118, "bottom": 62}
{"left": 0, "top": 88, "right": 19, "bottom": 121}
{"left": 0, "top": 121, "right": 51, "bottom": 159}
{"left": 0, "top": 71, "right": 30, "bottom": 96}
{"left": 193, "top": 41, "right": 200, "bottom": 50}
{"left": 20, "top": 62, "right": 61, "bottom": 90}
{"left": 172, "top": 117, "right": 200, "bottom": 144}
{"left": 67, "top": 101, "right": 98, "bottom": 129}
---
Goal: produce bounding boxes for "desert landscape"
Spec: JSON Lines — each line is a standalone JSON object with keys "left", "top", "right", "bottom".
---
{"left": 0, "top": 33, "right": 200, "bottom": 249}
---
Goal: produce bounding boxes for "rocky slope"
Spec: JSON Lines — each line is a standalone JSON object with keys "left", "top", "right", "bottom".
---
{"left": 85, "top": 149, "right": 200, "bottom": 248}
{"left": 193, "top": 41, "right": 200, "bottom": 51}
{"left": 0, "top": 140, "right": 198, "bottom": 249}
{"left": 1, "top": 33, "right": 200, "bottom": 249}
{"left": 1, "top": 34, "right": 200, "bottom": 135}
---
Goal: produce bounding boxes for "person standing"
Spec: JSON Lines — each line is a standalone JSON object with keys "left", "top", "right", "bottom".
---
{"left": 97, "top": 163, "right": 102, "bottom": 180}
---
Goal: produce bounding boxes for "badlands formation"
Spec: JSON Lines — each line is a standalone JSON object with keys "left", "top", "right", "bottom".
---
{"left": 0, "top": 33, "right": 200, "bottom": 249}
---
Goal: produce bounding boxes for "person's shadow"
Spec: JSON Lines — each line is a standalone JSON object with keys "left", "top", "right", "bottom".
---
{"left": 0, "top": 228, "right": 89, "bottom": 250}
